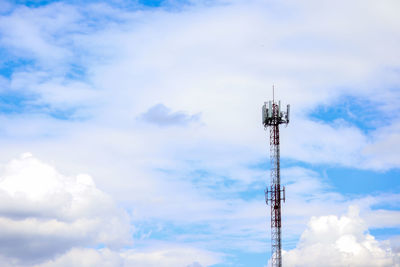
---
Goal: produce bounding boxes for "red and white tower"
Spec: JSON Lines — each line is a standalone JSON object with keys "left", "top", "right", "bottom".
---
{"left": 262, "top": 92, "right": 290, "bottom": 267}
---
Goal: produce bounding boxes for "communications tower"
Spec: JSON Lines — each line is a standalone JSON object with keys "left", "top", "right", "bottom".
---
{"left": 262, "top": 89, "right": 290, "bottom": 267}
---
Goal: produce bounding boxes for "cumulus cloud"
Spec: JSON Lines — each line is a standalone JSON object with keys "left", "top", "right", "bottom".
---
{"left": 0, "top": 153, "right": 131, "bottom": 264}
{"left": 282, "top": 206, "right": 400, "bottom": 267}
{"left": 0, "top": 154, "right": 221, "bottom": 267}
{"left": 140, "top": 103, "right": 201, "bottom": 127}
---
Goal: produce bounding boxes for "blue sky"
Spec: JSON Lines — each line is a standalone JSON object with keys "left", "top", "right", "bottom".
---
{"left": 0, "top": 0, "right": 399, "bottom": 266}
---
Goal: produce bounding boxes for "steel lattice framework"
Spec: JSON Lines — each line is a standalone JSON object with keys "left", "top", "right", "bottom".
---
{"left": 262, "top": 97, "right": 290, "bottom": 267}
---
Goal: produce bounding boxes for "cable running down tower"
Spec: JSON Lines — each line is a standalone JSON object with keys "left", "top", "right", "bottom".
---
{"left": 262, "top": 89, "right": 290, "bottom": 267}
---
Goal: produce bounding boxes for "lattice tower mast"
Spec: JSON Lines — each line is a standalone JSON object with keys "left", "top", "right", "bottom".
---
{"left": 262, "top": 89, "right": 290, "bottom": 267}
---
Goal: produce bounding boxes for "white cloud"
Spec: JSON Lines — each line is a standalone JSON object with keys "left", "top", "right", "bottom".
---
{"left": 0, "top": 154, "right": 223, "bottom": 266}
{"left": 0, "top": 3, "right": 77, "bottom": 66}
{"left": 35, "top": 246, "right": 221, "bottom": 267}
{"left": 0, "top": 153, "right": 131, "bottom": 264}
{"left": 1, "top": 0, "right": 399, "bottom": 170}
{"left": 121, "top": 246, "right": 220, "bottom": 267}
{"left": 362, "top": 121, "right": 400, "bottom": 169}
{"left": 282, "top": 206, "right": 400, "bottom": 267}
{"left": 37, "top": 248, "right": 121, "bottom": 267}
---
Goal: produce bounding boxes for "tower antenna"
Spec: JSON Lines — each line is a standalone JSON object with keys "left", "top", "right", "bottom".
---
{"left": 272, "top": 84, "right": 275, "bottom": 103}
{"left": 261, "top": 87, "right": 290, "bottom": 267}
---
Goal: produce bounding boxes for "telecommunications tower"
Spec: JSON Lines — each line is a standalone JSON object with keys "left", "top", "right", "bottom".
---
{"left": 262, "top": 88, "right": 290, "bottom": 267}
